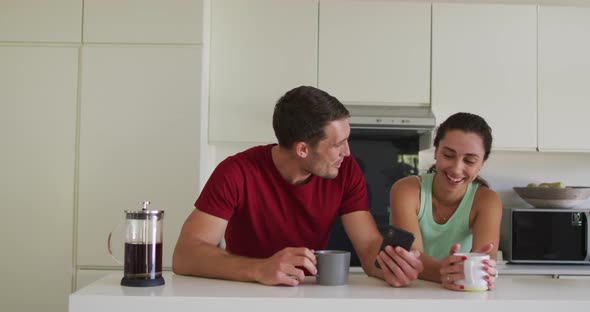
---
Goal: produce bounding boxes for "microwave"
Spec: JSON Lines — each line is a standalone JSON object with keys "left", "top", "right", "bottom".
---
{"left": 501, "top": 208, "right": 590, "bottom": 264}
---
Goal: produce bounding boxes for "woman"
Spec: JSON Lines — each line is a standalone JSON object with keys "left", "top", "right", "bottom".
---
{"left": 388, "top": 112, "right": 502, "bottom": 291}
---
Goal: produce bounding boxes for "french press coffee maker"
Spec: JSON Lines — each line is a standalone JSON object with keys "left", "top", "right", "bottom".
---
{"left": 110, "top": 201, "right": 165, "bottom": 287}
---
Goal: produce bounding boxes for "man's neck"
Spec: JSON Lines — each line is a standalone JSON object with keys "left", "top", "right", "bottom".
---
{"left": 271, "top": 145, "right": 312, "bottom": 185}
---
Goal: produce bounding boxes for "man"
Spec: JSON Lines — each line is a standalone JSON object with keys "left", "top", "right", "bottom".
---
{"left": 173, "top": 86, "right": 423, "bottom": 287}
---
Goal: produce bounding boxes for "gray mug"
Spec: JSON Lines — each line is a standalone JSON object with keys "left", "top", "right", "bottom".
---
{"left": 315, "top": 250, "right": 350, "bottom": 286}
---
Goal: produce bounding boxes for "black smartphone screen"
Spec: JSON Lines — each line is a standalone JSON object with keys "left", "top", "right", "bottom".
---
{"left": 375, "top": 225, "right": 416, "bottom": 269}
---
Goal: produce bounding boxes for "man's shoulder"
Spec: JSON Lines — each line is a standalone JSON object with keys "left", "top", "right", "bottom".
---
{"left": 336, "top": 156, "right": 364, "bottom": 180}
{"left": 210, "top": 144, "right": 273, "bottom": 181}
{"left": 222, "top": 144, "right": 273, "bottom": 165}
{"left": 341, "top": 154, "right": 361, "bottom": 169}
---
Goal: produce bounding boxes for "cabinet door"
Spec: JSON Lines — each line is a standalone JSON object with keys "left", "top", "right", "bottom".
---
{"left": 432, "top": 3, "right": 537, "bottom": 151}
{"left": 77, "top": 46, "right": 202, "bottom": 268}
{"left": 0, "top": 46, "right": 78, "bottom": 312}
{"left": 83, "top": 0, "right": 203, "bottom": 44}
{"left": 0, "top": 0, "right": 81, "bottom": 42}
{"left": 319, "top": 0, "right": 430, "bottom": 105}
{"left": 538, "top": 6, "right": 590, "bottom": 151}
{"left": 209, "top": 0, "right": 318, "bottom": 143}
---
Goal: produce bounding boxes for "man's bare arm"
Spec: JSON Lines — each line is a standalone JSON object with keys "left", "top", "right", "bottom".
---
{"left": 342, "top": 210, "right": 423, "bottom": 287}
{"left": 172, "top": 209, "right": 317, "bottom": 286}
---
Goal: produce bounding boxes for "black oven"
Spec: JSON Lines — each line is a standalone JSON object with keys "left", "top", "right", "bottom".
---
{"left": 326, "top": 127, "right": 422, "bottom": 266}
{"left": 326, "top": 105, "right": 435, "bottom": 267}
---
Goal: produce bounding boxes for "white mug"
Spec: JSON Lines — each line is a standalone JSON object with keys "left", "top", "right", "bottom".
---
{"left": 453, "top": 252, "right": 490, "bottom": 291}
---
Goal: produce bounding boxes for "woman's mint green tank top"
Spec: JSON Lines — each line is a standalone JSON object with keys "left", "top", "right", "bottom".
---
{"left": 417, "top": 173, "right": 478, "bottom": 261}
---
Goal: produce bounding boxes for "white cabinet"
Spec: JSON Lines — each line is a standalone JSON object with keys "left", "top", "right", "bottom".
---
{"left": 432, "top": 3, "right": 537, "bottom": 151}
{"left": 0, "top": 0, "right": 81, "bottom": 43}
{"left": 319, "top": 0, "right": 430, "bottom": 106}
{"left": 77, "top": 46, "right": 202, "bottom": 268}
{"left": 76, "top": 270, "right": 110, "bottom": 291}
{"left": 76, "top": 269, "right": 119, "bottom": 291}
{"left": 209, "top": 0, "right": 318, "bottom": 143}
{"left": 538, "top": 6, "right": 590, "bottom": 151}
{"left": 0, "top": 46, "right": 78, "bottom": 312}
{"left": 83, "top": 0, "right": 203, "bottom": 44}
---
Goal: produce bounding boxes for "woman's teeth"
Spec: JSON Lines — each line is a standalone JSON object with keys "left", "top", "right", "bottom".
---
{"left": 447, "top": 174, "right": 463, "bottom": 183}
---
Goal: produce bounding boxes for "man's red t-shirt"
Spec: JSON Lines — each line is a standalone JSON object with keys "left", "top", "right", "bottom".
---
{"left": 195, "top": 144, "right": 368, "bottom": 259}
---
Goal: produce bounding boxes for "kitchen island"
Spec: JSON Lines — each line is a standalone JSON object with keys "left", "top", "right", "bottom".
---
{"left": 69, "top": 272, "right": 590, "bottom": 312}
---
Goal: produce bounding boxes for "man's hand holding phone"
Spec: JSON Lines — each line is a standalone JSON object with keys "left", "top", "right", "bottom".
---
{"left": 375, "top": 225, "right": 415, "bottom": 268}
{"left": 375, "top": 225, "right": 423, "bottom": 287}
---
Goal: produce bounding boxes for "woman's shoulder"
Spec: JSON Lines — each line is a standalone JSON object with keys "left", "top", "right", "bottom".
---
{"left": 391, "top": 175, "right": 421, "bottom": 194}
{"left": 474, "top": 183, "right": 499, "bottom": 198}
{"left": 473, "top": 184, "right": 502, "bottom": 209}
{"left": 390, "top": 176, "right": 422, "bottom": 216}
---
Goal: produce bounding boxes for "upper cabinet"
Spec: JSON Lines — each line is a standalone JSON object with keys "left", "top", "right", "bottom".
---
{"left": 432, "top": 3, "right": 537, "bottom": 151}
{"left": 538, "top": 6, "right": 590, "bottom": 152}
{"left": 83, "top": 0, "right": 203, "bottom": 44}
{"left": 319, "top": 0, "right": 431, "bottom": 106}
{"left": 209, "top": 0, "right": 318, "bottom": 143}
{"left": 0, "top": 0, "right": 82, "bottom": 43}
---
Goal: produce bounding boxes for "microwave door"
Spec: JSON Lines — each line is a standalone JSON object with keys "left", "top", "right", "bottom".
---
{"left": 511, "top": 209, "right": 589, "bottom": 264}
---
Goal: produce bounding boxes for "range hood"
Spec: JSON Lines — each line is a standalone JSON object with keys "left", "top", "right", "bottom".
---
{"left": 346, "top": 105, "right": 436, "bottom": 132}
{"left": 345, "top": 105, "right": 436, "bottom": 150}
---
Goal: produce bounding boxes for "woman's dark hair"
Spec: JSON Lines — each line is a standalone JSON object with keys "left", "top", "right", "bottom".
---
{"left": 273, "top": 86, "right": 349, "bottom": 148}
{"left": 428, "top": 112, "right": 493, "bottom": 187}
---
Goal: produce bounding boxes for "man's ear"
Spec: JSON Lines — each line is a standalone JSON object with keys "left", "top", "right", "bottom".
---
{"left": 295, "top": 142, "right": 309, "bottom": 158}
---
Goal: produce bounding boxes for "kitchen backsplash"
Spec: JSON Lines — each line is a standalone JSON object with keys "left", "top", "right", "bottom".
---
{"left": 422, "top": 149, "right": 590, "bottom": 208}
{"left": 206, "top": 142, "right": 590, "bottom": 209}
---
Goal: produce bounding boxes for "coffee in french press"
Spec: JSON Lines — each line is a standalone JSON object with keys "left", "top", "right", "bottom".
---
{"left": 120, "top": 201, "right": 165, "bottom": 287}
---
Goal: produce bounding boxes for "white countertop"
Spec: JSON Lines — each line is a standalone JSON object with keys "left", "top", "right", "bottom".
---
{"left": 497, "top": 263, "right": 590, "bottom": 276}
{"left": 349, "top": 263, "right": 590, "bottom": 276}
{"left": 70, "top": 272, "right": 590, "bottom": 312}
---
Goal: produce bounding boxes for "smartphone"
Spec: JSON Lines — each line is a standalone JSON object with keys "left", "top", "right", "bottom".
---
{"left": 374, "top": 225, "right": 416, "bottom": 269}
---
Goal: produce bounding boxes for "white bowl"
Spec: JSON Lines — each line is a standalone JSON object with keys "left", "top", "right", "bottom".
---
{"left": 513, "top": 186, "right": 590, "bottom": 209}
